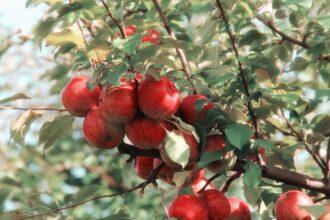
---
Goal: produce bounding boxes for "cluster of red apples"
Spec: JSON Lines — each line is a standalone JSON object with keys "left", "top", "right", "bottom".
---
{"left": 60, "top": 26, "right": 327, "bottom": 220}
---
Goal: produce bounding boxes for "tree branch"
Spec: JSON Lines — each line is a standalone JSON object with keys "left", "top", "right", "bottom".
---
{"left": 220, "top": 172, "right": 242, "bottom": 193}
{"left": 280, "top": 109, "right": 326, "bottom": 170}
{"left": 0, "top": 106, "right": 66, "bottom": 112}
{"left": 326, "top": 138, "right": 330, "bottom": 183}
{"left": 197, "top": 173, "right": 222, "bottom": 194}
{"left": 256, "top": 15, "right": 329, "bottom": 62}
{"left": 151, "top": 0, "right": 196, "bottom": 92}
{"left": 214, "top": 0, "right": 259, "bottom": 139}
{"left": 99, "top": 0, "right": 126, "bottom": 39}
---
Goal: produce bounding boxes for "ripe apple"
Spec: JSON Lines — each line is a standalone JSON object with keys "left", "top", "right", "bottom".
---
{"left": 275, "top": 190, "right": 313, "bottom": 220}
{"left": 61, "top": 76, "right": 101, "bottom": 117}
{"left": 159, "top": 130, "right": 199, "bottom": 170}
{"left": 192, "top": 178, "right": 215, "bottom": 194}
{"left": 138, "top": 76, "right": 180, "bottom": 120}
{"left": 168, "top": 194, "right": 209, "bottom": 220}
{"left": 134, "top": 156, "right": 154, "bottom": 180}
{"left": 180, "top": 94, "right": 214, "bottom": 124}
{"left": 124, "top": 25, "right": 136, "bottom": 36}
{"left": 199, "top": 189, "right": 231, "bottom": 220}
{"left": 125, "top": 115, "right": 166, "bottom": 149}
{"left": 227, "top": 197, "right": 251, "bottom": 220}
{"left": 142, "top": 29, "right": 161, "bottom": 44}
{"left": 83, "top": 107, "right": 124, "bottom": 148}
{"left": 99, "top": 84, "right": 137, "bottom": 124}
{"left": 204, "top": 134, "right": 226, "bottom": 173}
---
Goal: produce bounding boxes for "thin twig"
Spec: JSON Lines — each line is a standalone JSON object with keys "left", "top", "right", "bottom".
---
{"left": 151, "top": 0, "right": 196, "bottom": 92}
{"left": 99, "top": 0, "right": 126, "bottom": 38}
{"left": 214, "top": 0, "right": 259, "bottom": 139}
{"left": 220, "top": 172, "right": 242, "bottom": 193}
{"left": 264, "top": 119, "right": 294, "bottom": 136}
{"left": 326, "top": 139, "right": 330, "bottom": 183}
{"left": 197, "top": 173, "right": 222, "bottom": 194}
{"left": 0, "top": 106, "right": 66, "bottom": 112}
{"left": 280, "top": 109, "right": 326, "bottom": 170}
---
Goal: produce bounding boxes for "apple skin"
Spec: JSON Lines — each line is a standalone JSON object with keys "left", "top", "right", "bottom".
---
{"left": 61, "top": 76, "right": 101, "bottom": 117}
{"left": 159, "top": 130, "right": 199, "bottom": 170}
{"left": 204, "top": 135, "right": 226, "bottom": 173}
{"left": 168, "top": 194, "right": 209, "bottom": 220}
{"left": 124, "top": 25, "right": 136, "bottom": 36}
{"left": 99, "top": 84, "right": 137, "bottom": 124}
{"left": 227, "top": 197, "right": 251, "bottom": 220}
{"left": 142, "top": 29, "right": 161, "bottom": 44}
{"left": 199, "top": 189, "right": 231, "bottom": 220}
{"left": 83, "top": 107, "right": 124, "bottom": 148}
{"left": 138, "top": 76, "right": 180, "bottom": 120}
{"left": 275, "top": 190, "right": 313, "bottom": 220}
{"left": 134, "top": 156, "right": 154, "bottom": 180}
{"left": 192, "top": 178, "right": 215, "bottom": 194}
{"left": 125, "top": 115, "right": 166, "bottom": 149}
{"left": 180, "top": 94, "right": 214, "bottom": 124}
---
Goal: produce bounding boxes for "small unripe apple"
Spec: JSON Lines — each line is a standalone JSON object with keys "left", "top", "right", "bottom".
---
{"left": 168, "top": 194, "right": 209, "bottom": 220}
{"left": 83, "top": 107, "right": 124, "bottom": 148}
{"left": 159, "top": 130, "right": 199, "bottom": 170}
{"left": 204, "top": 134, "right": 226, "bottom": 173}
{"left": 275, "top": 190, "right": 313, "bottom": 220}
{"left": 180, "top": 94, "right": 214, "bottom": 124}
{"left": 61, "top": 76, "right": 101, "bottom": 117}
{"left": 125, "top": 115, "right": 166, "bottom": 149}
{"left": 142, "top": 29, "right": 161, "bottom": 44}
{"left": 99, "top": 84, "right": 137, "bottom": 124}
{"left": 192, "top": 178, "right": 215, "bottom": 194}
{"left": 227, "top": 197, "right": 251, "bottom": 220}
{"left": 134, "top": 156, "right": 154, "bottom": 180}
{"left": 199, "top": 189, "right": 231, "bottom": 220}
{"left": 138, "top": 76, "right": 180, "bottom": 120}
{"left": 124, "top": 25, "right": 136, "bottom": 36}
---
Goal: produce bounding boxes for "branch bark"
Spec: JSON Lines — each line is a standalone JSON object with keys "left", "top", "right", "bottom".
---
{"left": 151, "top": 0, "right": 196, "bottom": 92}
{"left": 0, "top": 106, "right": 66, "bottom": 112}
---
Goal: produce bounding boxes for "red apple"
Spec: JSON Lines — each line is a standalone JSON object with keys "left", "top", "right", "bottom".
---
{"left": 124, "top": 25, "right": 136, "bottom": 36}
{"left": 192, "top": 178, "right": 215, "bottom": 194}
{"left": 180, "top": 94, "right": 214, "bottom": 124}
{"left": 83, "top": 107, "right": 124, "bottom": 148}
{"left": 125, "top": 115, "right": 166, "bottom": 149}
{"left": 275, "top": 190, "right": 313, "bottom": 220}
{"left": 227, "top": 197, "right": 251, "bottom": 220}
{"left": 134, "top": 156, "right": 154, "bottom": 180}
{"left": 199, "top": 189, "right": 231, "bottom": 220}
{"left": 159, "top": 130, "right": 199, "bottom": 170}
{"left": 99, "top": 84, "right": 137, "bottom": 124}
{"left": 61, "top": 76, "right": 101, "bottom": 117}
{"left": 168, "top": 194, "right": 209, "bottom": 220}
{"left": 142, "top": 29, "right": 161, "bottom": 44}
{"left": 204, "top": 134, "right": 226, "bottom": 173}
{"left": 138, "top": 76, "right": 180, "bottom": 120}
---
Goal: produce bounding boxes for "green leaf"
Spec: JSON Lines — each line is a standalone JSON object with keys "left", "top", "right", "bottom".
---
{"left": 172, "top": 170, "right": 192, "bottom": 187}
{"left": 113, "top": 34, "right": 142, "bottom": 54}
{"left": 58, "top": 0, "right": 95, "bottom": 18}
{"left": 225, "top": 123, "right": 253, "bottom": 150}
{"left": 45, "top": 30, "right": 84, "bottom": 49}
{"left": 164, "top": 131, "right": 190, "bottom": 169}
{"left": 106, "top": 64, "right": 128, "bottom": 86}
{"left": 0, "top": 93, "right": 30, "bottom": 104}
{"left": 243, "top": 160, "right": 262, "bottom": 189}
{"left": 38, "top": 114, "right": 75, "bottom": 151}
{"left": 289, "top": 57, "right": 309, "bottom": 71}
{"left": 315, "top": 88, "right": 330, "bottom": 99}
{"left": 253, "top": 139, "right": 275, "bottom": 151}
{"left": 98, "top": 207, "right": 132, "bottom": 220}
{"left": 209, "top": 73, "right": 233, "bottom": 86}
{"left": 171, "top": 116, "right": 200, "bottom": 143}
{"left": 300, "top": 204, "right": 328, "bottom": 218}
{"left": 10, "top": 110, "right": 41, "bottom": 145}
{"left": 197, "top": 150, "right": 223, "bottom": 169}
{"left": 239, "top": 29, "right": 266, "bottom": 46}
{"left": 72, "top": 185, "right": 99, "bottom": 204}
{"left": 311, "top": 114, "right": 330, "bottom": 136}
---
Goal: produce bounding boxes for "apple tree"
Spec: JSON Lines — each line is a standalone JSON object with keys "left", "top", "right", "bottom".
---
{"left": 0, "top": 0, "right": 329, "bottom": 219}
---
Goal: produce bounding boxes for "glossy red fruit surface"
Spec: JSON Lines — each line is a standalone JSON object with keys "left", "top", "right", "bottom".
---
{"left": 142, "top": 29, "right": 161, "bottom": 44}
{"left": 180, "top": 94, "right": 214, "bottom": 124}
{"left": 275, "top": 190, "right": 313, "bottom": 220}
{"left": 227, "top": 197, "right": 251, "bottom": 220}
{"left": 138, "top": 76, "right": 180, "bottom": 120}
{"left": 168, "top": 194, "right": 209, "bottom": 220}
{"left": 61, "top": 76, "right": 101, "bottom": 117}
{"left": 199, "top": 189, "right": 231, "bottom": 220}
{"left": 124, "top": 25, "right": 136, "bottom": 36}
{"left": 125, "top": 115, "right": 166, "bottom": 149}
{"left": 134, "top": 156, "right": 154, "bottom": 180}
{"left": 204, "top": 135, "right": 226, "bottom": 173}
{"left": 83, "top": 107, "right": 124, "bottom": 148}
{"left": 99, "top": 84, "right": 137, "bottom": 124}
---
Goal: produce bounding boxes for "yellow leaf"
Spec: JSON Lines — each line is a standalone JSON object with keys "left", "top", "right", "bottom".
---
{"left": 45, "top": 30, "right": 84, "bottom": 49}
{"left": 87, "top": 44, "right": 110, "bottom": 63}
